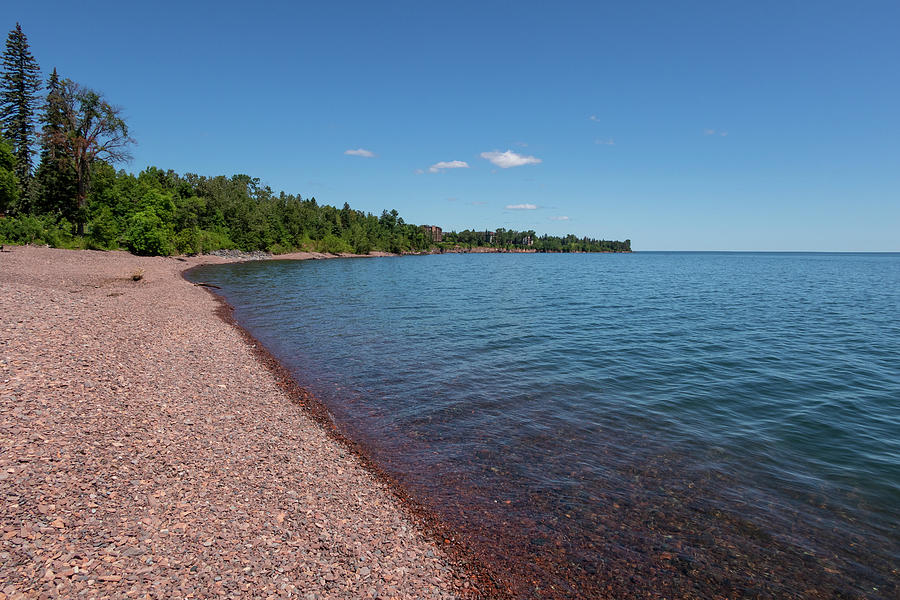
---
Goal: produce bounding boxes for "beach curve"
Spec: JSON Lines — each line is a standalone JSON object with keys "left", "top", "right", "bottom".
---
{"left": 0, "top": 245, "right": 479, "bottom": 599}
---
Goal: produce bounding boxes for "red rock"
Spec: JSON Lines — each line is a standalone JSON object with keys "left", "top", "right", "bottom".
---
{"left": 0, "top": 247, "right": 470, "bottom": 600}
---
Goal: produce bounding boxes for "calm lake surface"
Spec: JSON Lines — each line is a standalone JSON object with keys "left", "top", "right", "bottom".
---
{"left": 188, "top": 252, "right": 899, "bottom": 599}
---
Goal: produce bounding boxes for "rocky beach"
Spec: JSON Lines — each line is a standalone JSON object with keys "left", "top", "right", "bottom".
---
{"left": 0, "top": 246, "right": 471, "bottom": 600}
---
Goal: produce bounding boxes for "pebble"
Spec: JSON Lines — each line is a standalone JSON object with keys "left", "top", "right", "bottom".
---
{"left": 0, "top": 246, "right": 471, "bottom": 600}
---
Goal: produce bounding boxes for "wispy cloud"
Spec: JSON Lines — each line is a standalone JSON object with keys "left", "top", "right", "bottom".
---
{"left": 550, "top": 215, "right": 570, "bottom": 221}
{"left": 589, "top": 115, "right": 600, "bottom": 122}
{"left": 506, "top": 203, "right": 538, "bottom": 210}
{"left": 595, "top": 138, "right": 615, "bottom": 146}
{"left": 428, "top": 160, "right": 469, "bottom": 173}
{"left": 703, "top": 129, "right": 728, "bottom": 137}
{"left": 345, "top": 148, "right": 375, "bottom": 157}
{"left": 468, "top": 201, "right": 487, "bottom": 206}
{"left": 481, "top": 150, "right": 542, "bottom": 169}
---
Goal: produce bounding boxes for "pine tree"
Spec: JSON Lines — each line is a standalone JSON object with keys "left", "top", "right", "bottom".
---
{"left": 32, "top": 68, "right": 76, "bottom": 217}
{"left": 0, "top": 23, "right": 41, "bottom": 187}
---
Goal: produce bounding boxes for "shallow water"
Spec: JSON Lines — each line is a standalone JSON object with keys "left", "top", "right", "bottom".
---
{"left": 188, "top": 252, "right": 899, "bottom": 598}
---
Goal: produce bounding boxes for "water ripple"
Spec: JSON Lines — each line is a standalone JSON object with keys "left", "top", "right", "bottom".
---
{"left": 189, "top": 252, "right": 900, "bottom": 599}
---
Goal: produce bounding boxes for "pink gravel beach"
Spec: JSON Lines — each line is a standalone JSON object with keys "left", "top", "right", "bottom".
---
{"left": 0, "top": 246, "right": 473, "bottom": 600}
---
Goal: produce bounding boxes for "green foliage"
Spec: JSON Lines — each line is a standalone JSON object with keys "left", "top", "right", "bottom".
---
{"left": 137, "top": 187, "right": 176, "bottom": 221}
{"left": 42, "top": 217, "right": 78, "bottom": 248}
{"left": 124, "top": 210, "right": 172, "bottom": 256}
{"left": 7, "top": 160, "right": 632, "bottom": 255}
{"left": 171, "top": 227, "right": 201, "bottom": 255}
{"left": 86, "top": 205, "right": 119, "bottom": 249}
{"left": 317, "top": 233, "right": 353, "bottom": 254}
{"left": 348, "top": 222, "right": 372, "bottom": 254}
{"left": 0, "top": 23, "right": 41, "bottom": 186}
{"left": 170, "top": 226, "right": 234, "bottom": 255}
{"left": 32, "top": 68, "right": 77, "bottom": 217}
{"left": 172, "top": 227, "right": 233, "bottom": 255}
{"left": 0, "top": 134, "right": 18, "bottom": 213}
{"left": 0, "top": 213, "right": 77, "bottom": 247}
{"left": 443, "top": 228, "right": 630, "bottom": 253}
{"left": 0, "top": 214, "right": 42, "bottom": 243}
{"left": 42, "top": 78, "right": 134, "bottom": 233}
{"left": 195, "top": 229, "right": 234, "bottom": 253}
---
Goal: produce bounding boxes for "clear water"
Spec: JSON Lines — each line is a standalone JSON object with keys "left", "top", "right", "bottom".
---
{"left": 188, "top": 253, "right": 899, "bottom": 599}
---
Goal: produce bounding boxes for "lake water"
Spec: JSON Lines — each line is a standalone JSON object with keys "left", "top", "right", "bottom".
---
{"left": 187, "top": 252, "right": 899, "bottom": 599}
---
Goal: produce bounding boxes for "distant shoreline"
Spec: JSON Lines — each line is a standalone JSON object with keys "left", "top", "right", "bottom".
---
{"left": 195, "top": 245, "right": 631, "bottom": 263}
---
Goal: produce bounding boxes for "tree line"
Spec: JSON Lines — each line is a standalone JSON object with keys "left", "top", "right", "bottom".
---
{"left": 445, "top": 229, "right": 630, "bottom": 252}
{"left": 0, "top": 23, "right": 630, "bottom": 256}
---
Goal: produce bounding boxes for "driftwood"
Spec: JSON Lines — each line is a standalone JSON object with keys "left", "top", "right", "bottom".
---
{"left": 193, "top": 282, "right": 222, "bottom": 289}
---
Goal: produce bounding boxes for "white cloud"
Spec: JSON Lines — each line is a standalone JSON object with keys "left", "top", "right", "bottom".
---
{"left": 589, "top": 115, "right": 600, "bottom": 122}
{"left": 595, "top": 138, "right": 615, "bottom": 146}
{"left": 414, "top": 168, "right": 425, "bottom": 174}
{"left": 428, "top": 160, "right": 469, "bottom": 173}
{"left": 345, "top": 148, "right": 375, "bottom": 157}
{"left": 506, "top": 203, "right": 538, "bottom": 210}
{"left": 550, "top": 215, "right": 570, "bottom": 221}
{"left": 480, "top": 150, "right": 542, "bottom": 169}
{"left": 703, "top": 129, "right": 728, "bottom": 137}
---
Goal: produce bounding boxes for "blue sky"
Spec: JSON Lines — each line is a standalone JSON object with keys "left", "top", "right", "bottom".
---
{"left": 10, "top": 1, "right": 900, "bottom": 250}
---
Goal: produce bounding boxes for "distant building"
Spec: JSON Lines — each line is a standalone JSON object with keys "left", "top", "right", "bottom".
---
{"left": 421, "top": 225, "right": 443, "bottom": 242}
{"left": 486, "top": 231, "right": 496, "bottom": 244}
{"left": 522, "top": 235, "right": 533, "bottom": 246}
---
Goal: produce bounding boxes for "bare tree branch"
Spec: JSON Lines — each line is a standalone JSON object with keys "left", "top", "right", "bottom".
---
{"left": 42, "top": 79, "right": 134, "bottom": 232}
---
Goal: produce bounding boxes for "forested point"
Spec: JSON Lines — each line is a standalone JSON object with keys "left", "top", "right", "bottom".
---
{"left": 0, "top": 23, "right": 631, "bottom": 256}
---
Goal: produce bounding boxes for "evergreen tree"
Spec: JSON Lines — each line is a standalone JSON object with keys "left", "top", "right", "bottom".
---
{"left": 32, "top": 68, "right": 76, "bottom": 217}
{"left": 0, "top": 23, "right": 41, "bottom": 188}
{"left": 0, "top": 134, "right": 18, "bottom": 213}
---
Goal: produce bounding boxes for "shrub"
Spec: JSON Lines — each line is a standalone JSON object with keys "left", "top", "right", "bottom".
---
{"left": 195, "top": 229, "right": 233, "bottom": 253}
{"left": 294, "top": 234, "right": 315, "bottom": 251}
{"left": 172, "top": 227, "right": 201, "bottom": 255}
{"left": 43, "top": 218, "right": 77, "bottom": 248}
{"left": 0, "top": 137, "right": 18, "bottom": 214}
{"left": 124, "top": 210, "right": 173, "bottom": 256}
{"left": 0, "top": 215, "right": 43, "bottom": 244}
{"left": 317, "top": 233, "right": 352, "bottom": 254}
{"left": 0, "top": 214, "right": 77, "bottom": 247}
{"left": 87, "top": 206, "right": 120, "bottom": 250}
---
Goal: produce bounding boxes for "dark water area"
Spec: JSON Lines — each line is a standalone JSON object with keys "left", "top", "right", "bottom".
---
{"left": 188, "top": 252, "right": 900, "bottom": 599}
